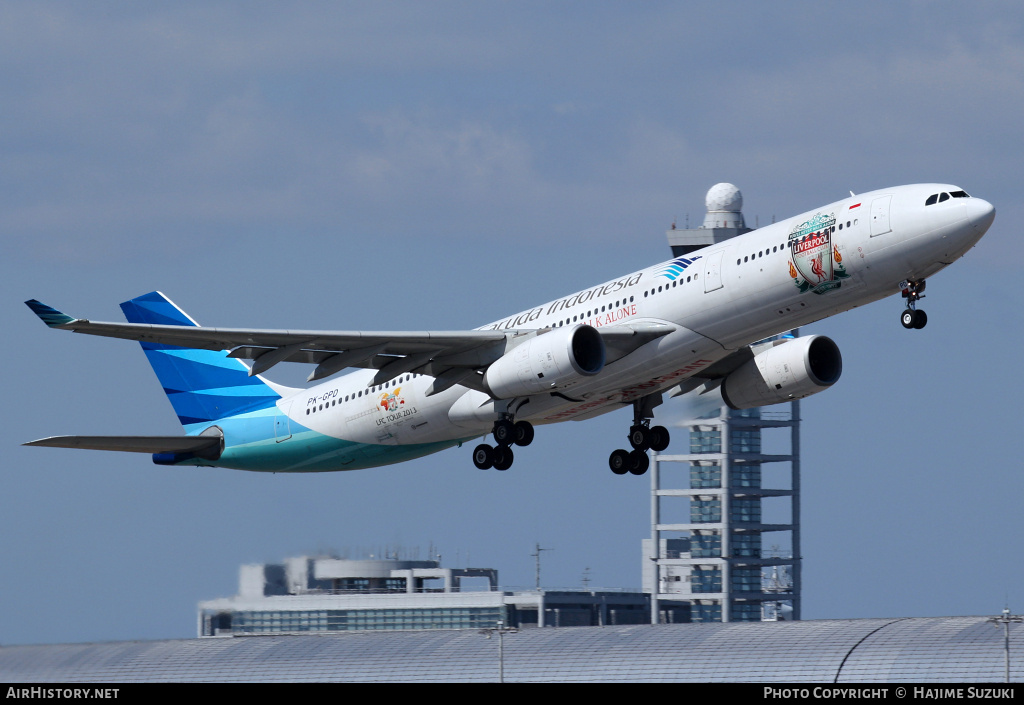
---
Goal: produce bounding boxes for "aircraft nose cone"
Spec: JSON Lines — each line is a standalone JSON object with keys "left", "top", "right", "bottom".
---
{"left": 969, "top": 198, "right": 996, "bottom": 234}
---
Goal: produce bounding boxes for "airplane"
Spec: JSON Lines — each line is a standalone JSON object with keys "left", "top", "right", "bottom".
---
{"left": 24, "top": 183, "right": 994, "bottom": 476}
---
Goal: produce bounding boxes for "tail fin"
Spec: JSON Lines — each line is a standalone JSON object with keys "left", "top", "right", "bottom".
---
{"left": 120, "top": 292, "right": 281, "bottom": 431}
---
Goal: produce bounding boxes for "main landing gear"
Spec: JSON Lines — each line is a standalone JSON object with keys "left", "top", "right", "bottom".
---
{"left": 900, "top": 279, "right": 928, "bottom": 330}
{"left": 608, "top": 398, "right": 670, "bottom": 476}
{"left": 473, "top": 417, "right": 534, "bottom": 471}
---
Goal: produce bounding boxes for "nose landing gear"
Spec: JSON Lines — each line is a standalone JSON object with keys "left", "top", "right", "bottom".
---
{"left": 900, "top": 280, "right": 928, "bottom": 329}
{"left": 472, "top": 417, "right": 534, "bottom": 471}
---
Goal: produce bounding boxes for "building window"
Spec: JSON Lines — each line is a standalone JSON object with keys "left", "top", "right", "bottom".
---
{"left": 691, "top": 533, "right": 721, "bottom": 558}
{"left": 690, "top": 463, "right": 721, "bottom": 488}
{"left": 731, "top": 533, "right": 761, "bottom": 558}
{"left": 731, "top": 568, "right": 762, "bottom": 593}
{"left": 691, "top": 568, "right": 722, "bottom": 594}
{"left": 731, "top": 602, "right": 762, "bottom": 622}
{"left": 690, "top": 429, "right": 721, "bottom": 454}
{"left": 691, "top": 499, "right": 722, "bottom": 524}
{"left": 730, "top": 463, "right": 761, "bottom": 488}
{"left": 691, "top": 603, "right": 722, "bottom": 622}
{"left": 730, "top": 498, "right": 761, "bottom": 524}
{"left": 229, "top": 606, "right": 508, "bottom": 633}
{"left": 730, "top": 429, "right": 761, "bottom": 454}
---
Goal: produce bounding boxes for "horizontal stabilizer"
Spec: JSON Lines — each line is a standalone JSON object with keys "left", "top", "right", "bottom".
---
{"left": 24, "top": 435, "right": 222, "bottom": 459}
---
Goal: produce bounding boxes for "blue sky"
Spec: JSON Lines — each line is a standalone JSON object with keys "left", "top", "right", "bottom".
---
{"left": 3, "top": 2, "right": 1023, "bottom": 644}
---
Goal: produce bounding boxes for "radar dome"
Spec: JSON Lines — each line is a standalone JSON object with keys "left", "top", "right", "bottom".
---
{"left": 705, "top": 183, "right": 743, "bottom": 213}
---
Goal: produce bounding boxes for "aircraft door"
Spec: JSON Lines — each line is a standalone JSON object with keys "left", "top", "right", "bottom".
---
{"left": 870, "top": 195, "right": 892, "bottom": 237}
{"left": 275, "top": 401, "right": 293, "bottom": 442}
{"left": 703, "top": 250, "right": 725, "bottom": 292}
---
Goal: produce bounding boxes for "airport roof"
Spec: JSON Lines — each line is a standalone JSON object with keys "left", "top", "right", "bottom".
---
{"left": 1, "top": 616, "right": 1020, "bottom": 683}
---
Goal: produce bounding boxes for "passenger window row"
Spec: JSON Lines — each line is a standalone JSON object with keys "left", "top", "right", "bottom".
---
{"left": 307, "top": 374, "right": 419, "bottom": 414}
{"left": 554, "top": 297, "right": 636, "bottom": 326}
{"left": 737, "top": 242, "right": 788, "bottom": 267}
{"left": 733, "top": 218, "right": 859, "bottom": 268}
{"left": 644, "top": 275, "right": 698, "bottom": 298}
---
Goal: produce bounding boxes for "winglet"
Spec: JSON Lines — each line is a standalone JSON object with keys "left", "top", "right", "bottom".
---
{"left": 25, "top": 300, "right": 77, "bottom": 328}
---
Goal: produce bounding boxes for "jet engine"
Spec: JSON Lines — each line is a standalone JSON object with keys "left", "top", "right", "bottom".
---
{"left": 484, "top": 324, "right": 605, "bottom": 399}
{"left": 720, "top": 335, "right": 842, "bottom": 409}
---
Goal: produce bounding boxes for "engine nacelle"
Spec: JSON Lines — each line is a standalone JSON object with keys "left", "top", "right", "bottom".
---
{"left": 484, "top": 325, "right": 605, "bottom": 399}
{"left": 720, "top": 335, "right": 842, "bottom": 409}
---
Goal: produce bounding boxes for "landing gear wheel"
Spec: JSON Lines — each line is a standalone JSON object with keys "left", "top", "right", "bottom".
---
{"left": 901, "top": 280, "right": 928, "bottom": 330}
{"left": 473, "top": 444, "right": 494, "bottom": 470}
{"left": 492, "top": 419, "right": 515, "bottom": 446}
{"left": 492, "top": 445, "right": 514, "bottom": 471}
{"left": 614, "top": 394, "right": 662, "bottom": 475}
{"left": 609, "top": 449, "right": 631, "bottom": 475}
{"left": 628, "top": 425, "right": 650, "bottom": 451}
{"left": 513, "top": 420, "right": 534, "bottom": 447}
{"left": 628, "top": 450, "right": 650, "bottom": 475}
{"left": 648, "top": 426, "right": 670, "bottom": 452}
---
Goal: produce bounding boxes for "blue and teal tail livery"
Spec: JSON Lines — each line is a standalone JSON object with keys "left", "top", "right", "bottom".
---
{"left": 118, "top": 292, "right": 281, "bottom": 430}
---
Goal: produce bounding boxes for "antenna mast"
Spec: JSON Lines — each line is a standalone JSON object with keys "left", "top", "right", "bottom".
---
{"left": 531, "top": 543, "right": 553, "bottom": 589}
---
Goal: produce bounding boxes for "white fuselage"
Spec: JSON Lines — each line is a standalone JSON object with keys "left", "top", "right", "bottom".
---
{"left": 287, "top": 183, "right": 992, "bottom": 449}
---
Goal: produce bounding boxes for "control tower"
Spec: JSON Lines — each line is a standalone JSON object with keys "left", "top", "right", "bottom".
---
{"left": 666, "top": 182, "right": 751, "bottom": 256}
{"left": 643, "top": 184, "right": 801, "bottom": 623}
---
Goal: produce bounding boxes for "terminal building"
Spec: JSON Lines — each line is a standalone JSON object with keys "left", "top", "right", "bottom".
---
{"left": 198, "top": 554, "right": 648, "bottom": 635}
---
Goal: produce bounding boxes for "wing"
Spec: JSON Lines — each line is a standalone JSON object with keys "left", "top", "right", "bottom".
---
{"left": 26, "top": 299, "right": 518, "bottom": 387}
{"left": 26, "top": 299, "right": 672, "bottom": 391}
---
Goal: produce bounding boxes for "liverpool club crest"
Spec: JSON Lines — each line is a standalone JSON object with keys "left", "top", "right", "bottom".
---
{"left": 787, "top": 212, "right": 849, "bottom": 294}
{"left": 379, "top": 388, "right": 405, "bottom": 412}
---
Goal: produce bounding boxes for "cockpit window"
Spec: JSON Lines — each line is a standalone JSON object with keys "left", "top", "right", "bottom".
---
{"left": 926, "top": 190, "right": 970, "bottom": 205}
